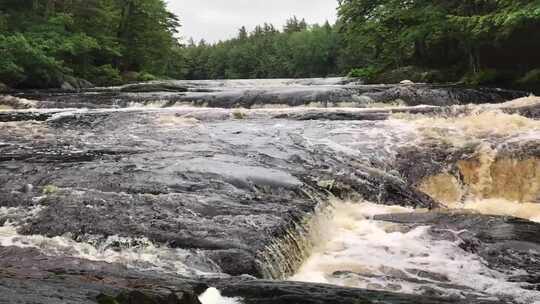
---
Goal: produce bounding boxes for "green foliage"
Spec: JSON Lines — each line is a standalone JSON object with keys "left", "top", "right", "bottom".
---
{"left": 0, "top": 33, "right": 64, "bottom": 88}
{"left": 137, "top": 72, "right": 158, "bottom": 82}
{"left": 179, "top": 20, "right": 342, "bottom": 79}
{"left": 0, "top": 0, "right": 180, "bottom": 88}
{"left": 337, "top": 0, "right": 540, "bottom": 86}
{"left": 89, "top": 65, "right": 122, "bottom": 86}
{"left": 348, "top": 67, "right": 378, "bottom": 81}
{"left": 1, "top": 0, "right": 538, "bottom": 90}
{"left": 462, "top": 69, "right": 518, "bottom": 86}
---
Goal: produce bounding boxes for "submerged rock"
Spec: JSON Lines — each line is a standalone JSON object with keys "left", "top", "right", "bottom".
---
{"left": 119, "top": 82, "right": 189, "bottom": 93}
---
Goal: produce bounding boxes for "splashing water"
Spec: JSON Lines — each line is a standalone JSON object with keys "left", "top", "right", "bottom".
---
{"left": 290, "top": 201, "right": 540, "bottom": 303}
{"left": 199, "top": 287, "right": 242, "bottom": 304}
{"left": 0, "top": 222, "right": 222, "bottom": 276}
{"left": 394, "top": 109, "right": 540, "bottom": 146}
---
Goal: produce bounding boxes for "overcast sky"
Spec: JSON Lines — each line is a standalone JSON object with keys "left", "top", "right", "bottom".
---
{"left": 166, "top": 0, "right": 338, "bottom": 43}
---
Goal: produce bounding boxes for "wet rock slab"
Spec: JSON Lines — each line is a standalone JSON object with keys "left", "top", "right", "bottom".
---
{"left": 4, "top": 78, "right": 528, "bottom": 109}
{"left": 0, "top": 107, "right": 437, "bottom": 279}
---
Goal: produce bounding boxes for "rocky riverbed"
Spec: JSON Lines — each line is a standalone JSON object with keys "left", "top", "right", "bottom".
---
{"left": 0, "top": 79, "right": 539, "bottom": 304}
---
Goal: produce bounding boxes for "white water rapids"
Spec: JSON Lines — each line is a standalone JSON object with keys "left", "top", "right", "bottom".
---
{"left": 289, "top": 201, "right": 540, "bottom": 303}
{"left": 0, "top": 206, "right": 222, "bottom": 276}
{"left": 2, "top": 96, "right": 540, "bottom": 303}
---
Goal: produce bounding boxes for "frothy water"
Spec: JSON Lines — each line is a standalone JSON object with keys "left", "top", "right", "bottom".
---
{"left": 289, "top": 201, "right": 540, "bottom": 303}
{"left": 398, "top": 107, "right": 540, "bottom": 223}
{"left": 0, "top": 221, "right": 223, "bottom": 276}
{"left": 394, "top": 109, "right": 540, "bottom": 145}
{"left": 199, "top": 287, "right": 242, "bottom": 304}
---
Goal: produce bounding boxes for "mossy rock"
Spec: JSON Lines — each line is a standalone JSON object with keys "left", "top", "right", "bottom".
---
{"left": 61, "top": 75, "right": 94, "bottom": 90}
{"left": 42, "top": 185, "right": 59, "bottom": 195}
{"left": 232, "top": 110, "right": 246, "bottom": 119}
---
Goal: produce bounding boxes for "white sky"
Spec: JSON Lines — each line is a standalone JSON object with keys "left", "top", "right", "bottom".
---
{"left": 166, "top": 0, "right": 338, "bottom": 43}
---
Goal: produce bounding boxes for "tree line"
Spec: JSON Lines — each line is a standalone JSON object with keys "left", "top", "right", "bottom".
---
{"left": 178, "top": 17, "right": 343, "bottom": 79}
{"left": 1, "top": 0, "right": 539, "bottom": 89}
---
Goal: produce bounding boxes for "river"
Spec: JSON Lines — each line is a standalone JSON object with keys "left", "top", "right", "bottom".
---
{"left": 0, "top": 79, "right": 539, "bottom": 304}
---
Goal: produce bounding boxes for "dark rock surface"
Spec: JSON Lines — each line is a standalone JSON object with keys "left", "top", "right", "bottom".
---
{"left": 0, "top": 107, "right": 437, "bottom": 279}
{"left": 4, "top": 78, "right": 528, "bottom": 109}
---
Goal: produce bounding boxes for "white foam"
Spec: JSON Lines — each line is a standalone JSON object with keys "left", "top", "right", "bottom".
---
{"left": 0, "top": 222, "right": 222, "bottom": 276}
{"left": 290, "top": 201, "right": 540, "bottom": 303}
{"left": 199, "top": 287, "right": 242, "bottom": 304}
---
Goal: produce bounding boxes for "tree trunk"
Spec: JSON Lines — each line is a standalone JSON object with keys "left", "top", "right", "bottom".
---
{"left": 469, "top": 46, "right": 481, "bottom": 74}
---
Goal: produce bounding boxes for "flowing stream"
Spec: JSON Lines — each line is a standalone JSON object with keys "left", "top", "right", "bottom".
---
{"left": 1, "top": 81, "right": 539, "bottom": 303}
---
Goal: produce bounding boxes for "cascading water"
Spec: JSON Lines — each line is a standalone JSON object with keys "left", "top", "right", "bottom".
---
{"left": 289, "top": 201, "right": 540, "bottom": 303}
{"left": 408, "top": 109, "right": 540, "bottom": 221}
{"left": 2, "top": 86, "right": 540, "bottom": 303}
{"left": 287, "top": 106, "right": 540, "bottom": 304}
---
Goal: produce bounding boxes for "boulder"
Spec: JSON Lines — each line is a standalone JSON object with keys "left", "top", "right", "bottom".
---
{"left": 61, "top": 76, "right": 94, "bottom": 91}
{"left": 400, "top": 80, "right": 415, "bottom": 85}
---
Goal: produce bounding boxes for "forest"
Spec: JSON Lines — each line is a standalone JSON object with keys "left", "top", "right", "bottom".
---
{"left": 0, "top": 0, "right": 539, "bottom": 90}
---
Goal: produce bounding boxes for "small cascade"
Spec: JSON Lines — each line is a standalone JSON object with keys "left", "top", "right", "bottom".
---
{"left": 0, "top": 221, "right": 223, "bottom": 276}
{"left": 396, "top": 108, "right": 540, "bottom": 222}
{"left": 288, "top": 201, "right": 540, "bottom": 303}
{"left": 418, "top": 146, "right": 540, "bottom": 221}
{"left": 257, "top": 203, "right": 333, "bottom": 280}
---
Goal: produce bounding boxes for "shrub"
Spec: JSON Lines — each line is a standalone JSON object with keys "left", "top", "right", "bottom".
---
{"left": 89, "top": 64, "right": 122, "bottom": 86}
{"left": 348, "top": 66, "right": 378, "bottom": 82}
{"left": 0, "top": 34, "right": 65, "bottom": 88}
{"left": 137, "top": 72, "right": 158, "bottom": 82}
